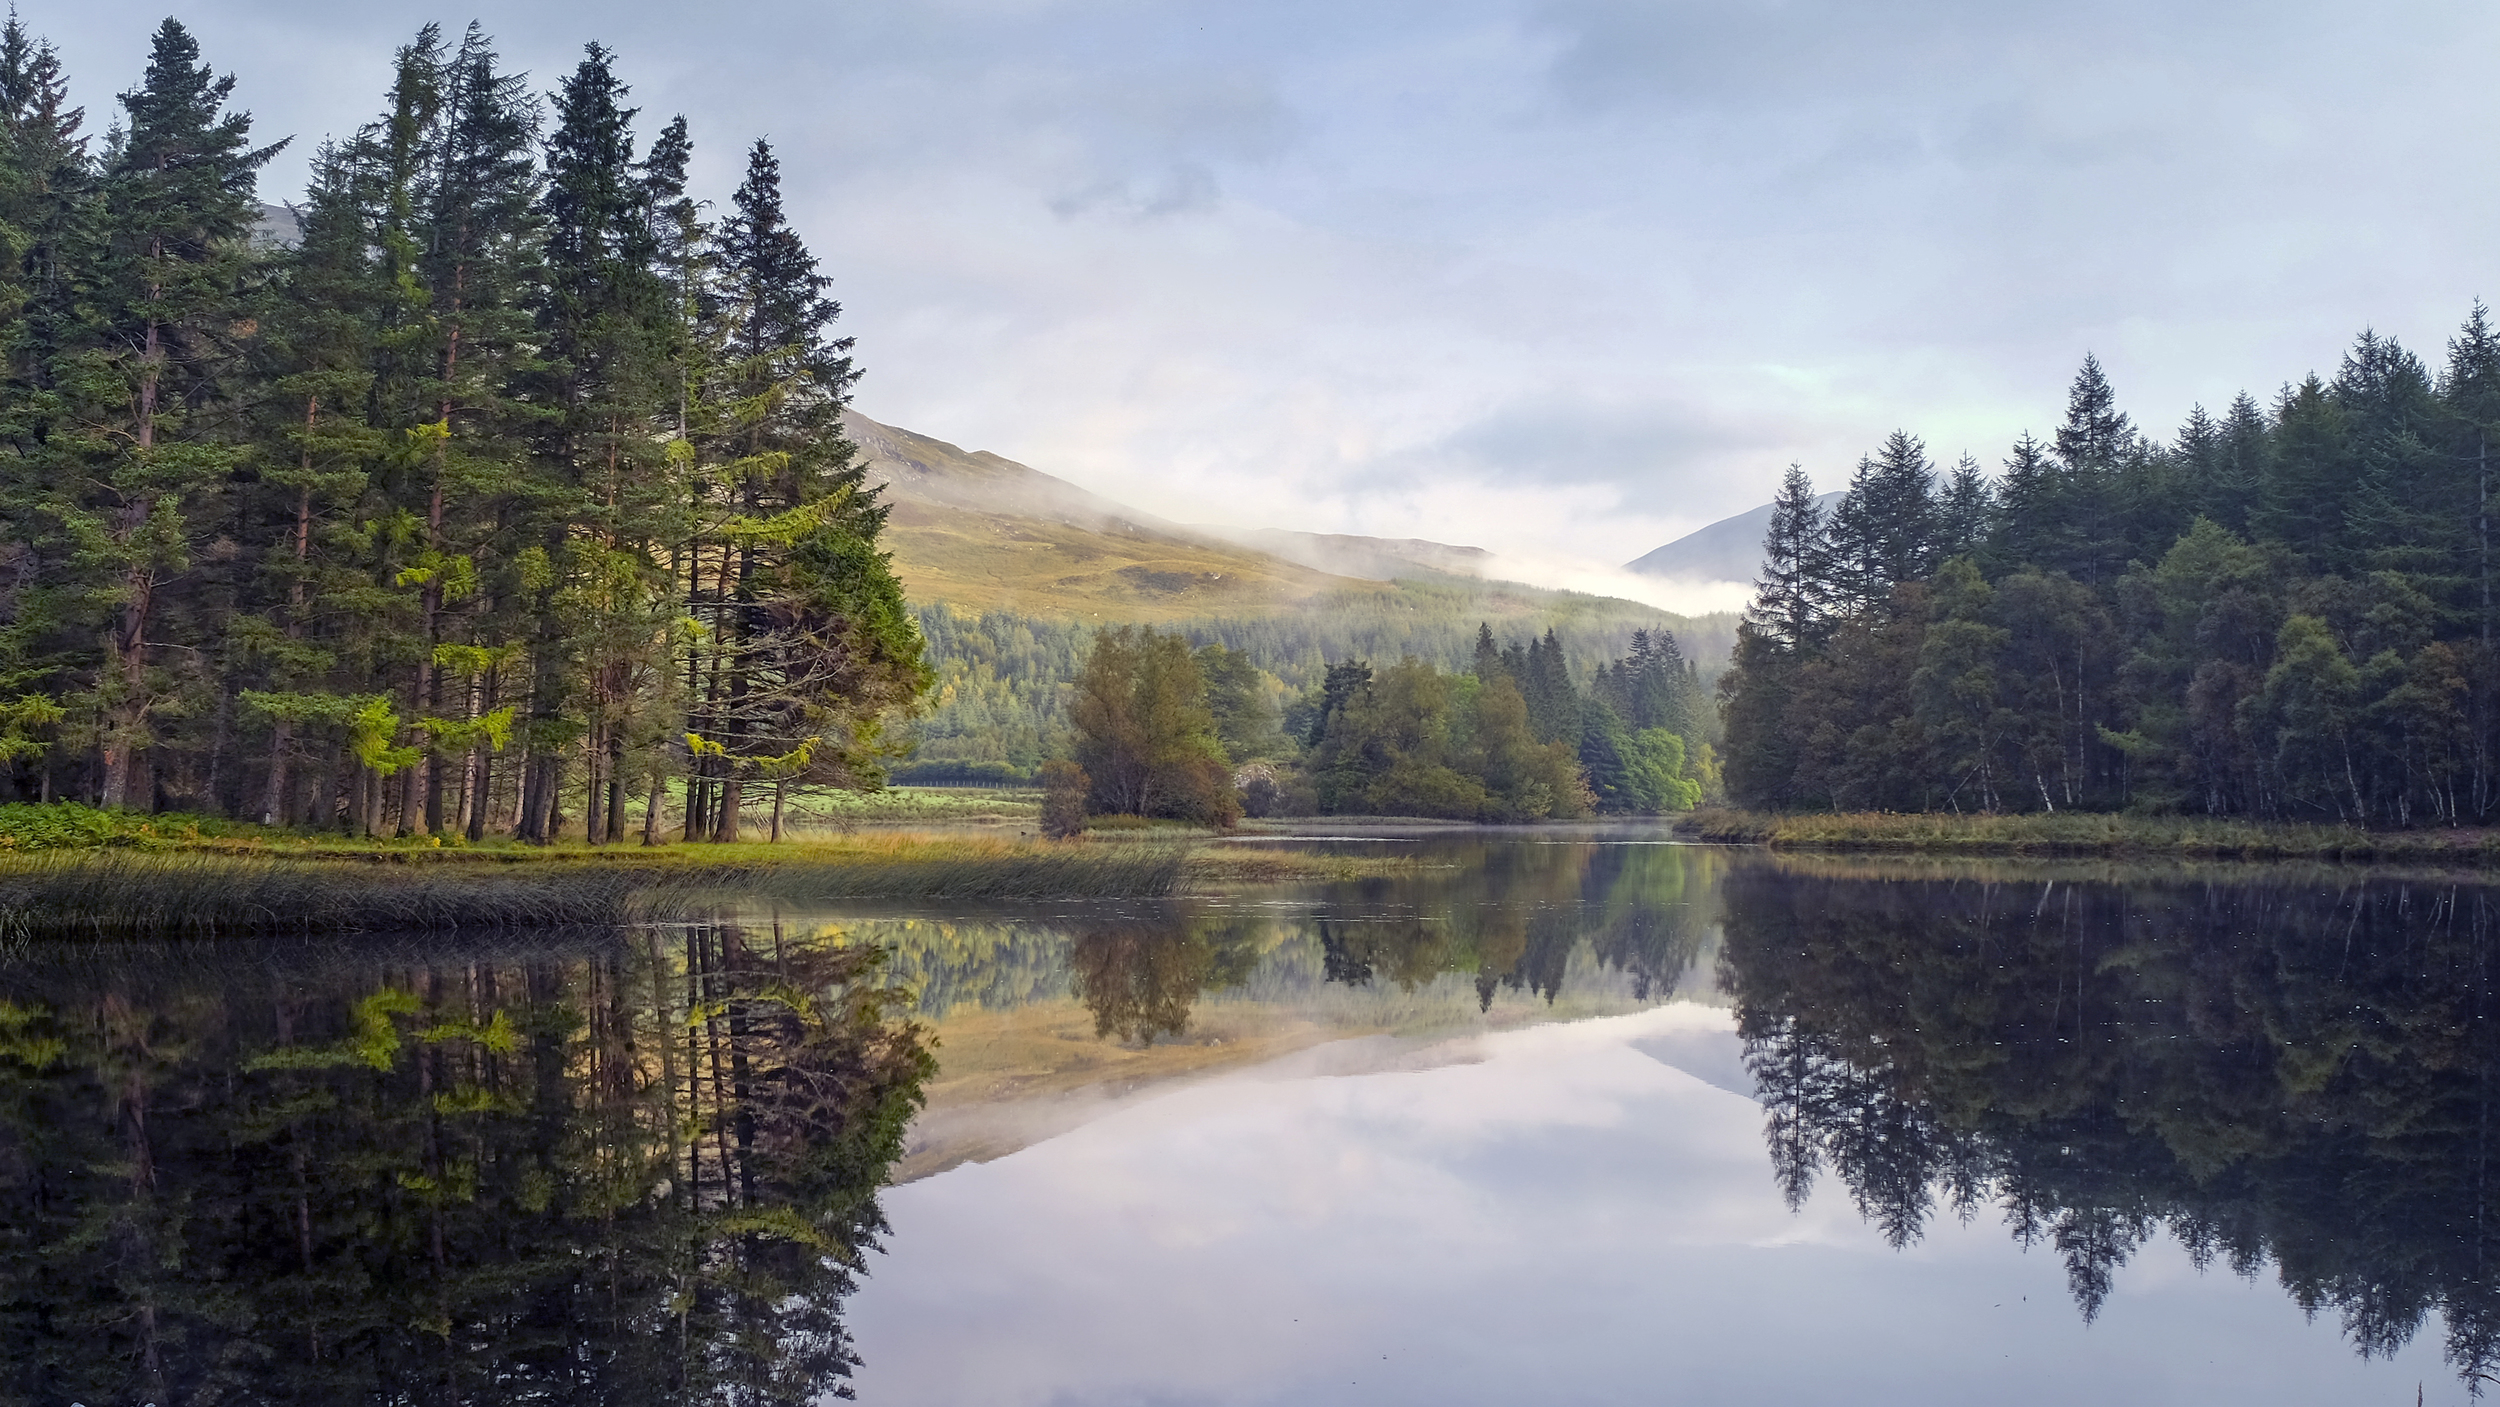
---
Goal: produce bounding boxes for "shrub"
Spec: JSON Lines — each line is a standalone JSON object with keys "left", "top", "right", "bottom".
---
{"left": 1039, "top": 760, "right": 1090, "bottom": 839}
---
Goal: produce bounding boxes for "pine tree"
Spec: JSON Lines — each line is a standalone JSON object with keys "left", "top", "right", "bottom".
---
{"left": 517, "top": 43, "right": 668, "bottom": 842}
{"left": 418, "top": 24, "right": 542, "bottom": 840}
{"left": 2444, "top": 304, "right": 2500, "bottom": 652}
{"left": 72, "top": 20, "right": 283, "bottom": 807}
{"left": 1825, "top": 429, "right": 1939, "bottom": 612}
{"left": 0, "top": 13, "right": 87, "bottom": 401}
{"left": 690, "top": 137, "right": 879, "bottom": 841}
{"left": 1751, "top": 463, "right": 1829, "bottom": 649}
{"left": 1936, "top": 452, "right": 1995, "bottom": 562}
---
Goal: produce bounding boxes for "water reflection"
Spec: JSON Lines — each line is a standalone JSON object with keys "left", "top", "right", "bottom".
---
{"left": 825, "top": 835, "right": 1724, "bottom": 1183}
{"left": 0, "top": 924, "right": 927, "bottom": 1404}
{"left": 869, "top": 836, "right": 1723, "bottom": 1039}
{"left": 1719, "top": 859, "right": 2500, "bottom": 1385}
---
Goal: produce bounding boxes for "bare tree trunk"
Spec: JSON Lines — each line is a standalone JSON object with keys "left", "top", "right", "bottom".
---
{"left": 261, "top": 721, "right": 292, "bottom": 826}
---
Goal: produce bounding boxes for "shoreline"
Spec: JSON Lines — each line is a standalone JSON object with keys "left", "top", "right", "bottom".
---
{"left": 1677, "top": 807, "right": 2500, "bottom": 865}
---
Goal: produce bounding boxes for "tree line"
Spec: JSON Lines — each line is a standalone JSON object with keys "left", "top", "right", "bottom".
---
{"left": 898, "top": 589, "right": 1728, "bottom": 787}
{"left": 1051, "top": 619, "right": 1716, "bottom": 827}
{"left": 1721, "top": 314, "right": 2500, "bottom": 823}
{"left": 0, "top": 17, "right": 926, "bottom": 842}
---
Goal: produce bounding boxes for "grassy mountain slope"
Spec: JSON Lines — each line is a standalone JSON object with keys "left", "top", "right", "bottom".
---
{"left": 849, "top": 412, "right": 1390, "bottom": 622}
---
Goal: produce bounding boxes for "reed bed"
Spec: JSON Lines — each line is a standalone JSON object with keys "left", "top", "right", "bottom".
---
{"left": 1682, "top": 808, "right": 2500, "bottom": 863}
{"left": 0, "top": 841, "right": 1188, "bottom": 942}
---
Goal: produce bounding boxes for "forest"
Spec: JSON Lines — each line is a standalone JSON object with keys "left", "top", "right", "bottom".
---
{"left": 1720, "top": 321, "right": 2500, "bottom": 824}
{"left": 897, "top": 587, "right": 1731, "bottom": 786}
{"left": 0, "top": 18, "right": 927, "bottom": 843}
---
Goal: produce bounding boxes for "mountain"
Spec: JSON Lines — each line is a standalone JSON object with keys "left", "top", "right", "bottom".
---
{"left": 1189, "top": 526, "right": 1494, "bottom": 582}
{"left": 847, "top": 410, "right": 1742, "bottom": 781}
{"left": 1624, "top": 491, "right": 1844, "bottom": 584}
{"left": 847, "top": 412, "right": 1390, "bottom": 623}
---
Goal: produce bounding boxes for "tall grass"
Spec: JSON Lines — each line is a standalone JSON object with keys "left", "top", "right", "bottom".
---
{"left": 0, "top": 840, "right": 1189, "bottom": 942}
{"left": 1682, "top": 807, "right": 2500, "bottom": 863}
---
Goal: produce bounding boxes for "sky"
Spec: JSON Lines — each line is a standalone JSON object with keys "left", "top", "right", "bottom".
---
{"left": 30, "top": 1, "right": 2500, "bottom": 569}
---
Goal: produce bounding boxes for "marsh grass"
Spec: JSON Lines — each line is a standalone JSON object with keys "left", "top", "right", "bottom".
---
{"left": 1683, "top": 807, "right": 2500, "bottom": 863}
{"left": 0, "top": 838, "right": 1189, "bottom": 942}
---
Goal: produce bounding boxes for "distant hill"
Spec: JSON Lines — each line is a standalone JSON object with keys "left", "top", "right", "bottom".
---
{"left": 847, "top": 412, "right": 1388, "bottom": 623}
{"left": 251, "top": 203, "right": 300, "bottom": 250}
{"left": 1625, "top": 491, "right": 1844, "bottom": 584}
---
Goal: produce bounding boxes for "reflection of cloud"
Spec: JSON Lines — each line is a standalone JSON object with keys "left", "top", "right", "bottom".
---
{"left": 849, "top": 1004, "right": 2447, "bottom": 1405}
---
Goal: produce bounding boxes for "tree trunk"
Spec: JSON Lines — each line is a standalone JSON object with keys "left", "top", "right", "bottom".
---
{"left": 715, "top": 779, "right": 743, "bottom": 844}
{"left": 643, "top": 770, "right": 666, "bottom": 846}
{"left": 261, "top": 721, "right": 292, "bottom": 826}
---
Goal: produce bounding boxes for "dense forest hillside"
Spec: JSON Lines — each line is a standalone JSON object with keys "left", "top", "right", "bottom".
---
{"left": 901, "top": 585, "right": 1735, "bottom": 781}
{"left": 1721, "top": 324, "right": 2500, "bottom": 825}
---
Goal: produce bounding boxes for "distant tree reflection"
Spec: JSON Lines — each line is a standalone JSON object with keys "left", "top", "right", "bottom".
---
{"left": 0, "top": 922, "right": 929, "bottom": 1404}
{"left": 1312, "top": 841, "right": 1716, "bottom": 1007}
{"left": 1068, "top": 912, "right": 1263, "bottom": 1045}
{"left": 1721, "top": 863, "right": 2500, "bottom": 1384}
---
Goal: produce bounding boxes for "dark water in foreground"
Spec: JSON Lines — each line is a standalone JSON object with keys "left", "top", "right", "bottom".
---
{"left": 7, "top": 834, "right": 2499, "bottom": 1402}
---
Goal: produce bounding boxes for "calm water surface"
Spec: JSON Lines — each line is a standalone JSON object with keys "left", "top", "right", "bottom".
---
{"left": 850, "top": 834, "right": 2488, "bottom": 1405}
{"left": 3, "top": 833, "right": 2493, "bottom": 1403}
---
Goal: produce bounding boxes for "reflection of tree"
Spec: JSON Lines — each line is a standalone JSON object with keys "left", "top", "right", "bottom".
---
{"left": 1719, "top": 866, "right": 2500, "bottom": 1385}
{"left": 1067, "top": 912, "right": 1262, "bottom": 1045}
{"left": 1309, "top": 842, "right": 1717, "bottom": 1007}
{"left": 0, "top": 924, "right": 929, "bottom": 1404}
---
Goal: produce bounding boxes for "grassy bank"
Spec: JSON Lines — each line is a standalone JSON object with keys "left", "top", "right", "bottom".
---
{"left": 0, "top": 835, "right": 1192, "bottom": 942}
{"left": 0, "top": 827, "right": 1439, "bottom": 942}
{"left": 1680, "top": 807, "right": 2500, "bottom": 863}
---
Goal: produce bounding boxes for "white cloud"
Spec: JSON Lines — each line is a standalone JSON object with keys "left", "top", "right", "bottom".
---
{"left": 34, "top": 0, "right": 2500, "bottom": 576}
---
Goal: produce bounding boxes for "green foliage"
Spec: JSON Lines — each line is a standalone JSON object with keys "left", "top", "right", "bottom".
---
{"left": 1070, "top": 626, "right": 1239, "bottom": 827}
{"left": 1719, "top": 315, "right": 2500, "bottom": 825}
{"left": 0, "top": 20, "right": 928, "bottom": 846}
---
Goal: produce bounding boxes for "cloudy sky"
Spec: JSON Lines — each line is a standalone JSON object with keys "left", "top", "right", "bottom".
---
{"left": 33, "top": 1, "right": 2500, "bottom": 567}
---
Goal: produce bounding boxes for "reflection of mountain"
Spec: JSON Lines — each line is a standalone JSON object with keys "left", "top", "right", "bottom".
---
{"left": 1719, "top": 864, "right": 2500, "bottom": 1388}
{"left": 0, "top": 929, "right": 927, "bottom": 1403}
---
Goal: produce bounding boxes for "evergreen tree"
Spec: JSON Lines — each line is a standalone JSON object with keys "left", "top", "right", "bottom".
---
{"left": 1825, "top": 430, "right": 1939, "bottom": 613}
{"left": 69, "top": 20, "right": 282, "bottom": 807}
{"left": 1935, "top": 453, "right": 1995, "bottom": 562}
{"left": 0, "top": 21, "right": 928, "bottom": 833}
{"left": 1750, "top": 463, "right": 1829, "bottom": 649}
